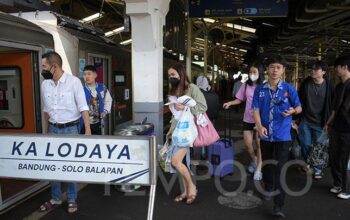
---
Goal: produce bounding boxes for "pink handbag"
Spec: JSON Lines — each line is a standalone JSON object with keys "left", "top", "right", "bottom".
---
{"left": 193, "top": 113, "right": 220, "bottom": 147}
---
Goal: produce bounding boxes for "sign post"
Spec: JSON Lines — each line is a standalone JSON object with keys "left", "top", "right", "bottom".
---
{"left": 0, "top": 134, "right": 157, "bottom": 219}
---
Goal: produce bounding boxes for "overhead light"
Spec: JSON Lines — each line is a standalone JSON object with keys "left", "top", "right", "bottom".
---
{"left": 239, "top": 49, "right": 247, "bottom": 53}
{"left": 262, "top": 22, "right": 275, "bottom": 27}
{"left": 105, "top": 26, "right": 125, "bottom": 37}
{"left": 192, "top": 61, "right": 205, "bottom": 67}
{"left": 120, "top": 39, "right": 132, "bottom": 45}
{"left": 240, "top": 17, "right": 252, "bottom": 22}
{"left": 80, "top": 13, "right": 103, "bottom": 23}
{"left": 179, "top": 53, "right": 184, "bottom": 61}
{"left": 240, "top": 39, "right": 251, "bottom": 43}
{"left": 225, "top": 23, "right": 233, "bottom": 28}
{"left": 203, "top": 18, "right": 216, "bottom": 23}
{"left": 224, "top": 23, "right": 256, "bottom": 33}
{"left": 234, "top": 24, "right": 256, "bottom": 33}
{"left": 195, "top": 37, "right": 205, "bottom": 41}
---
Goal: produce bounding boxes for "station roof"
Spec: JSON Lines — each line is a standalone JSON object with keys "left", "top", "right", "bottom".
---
{"left": 1, "top": 0, "right": 350, "bottom": 71}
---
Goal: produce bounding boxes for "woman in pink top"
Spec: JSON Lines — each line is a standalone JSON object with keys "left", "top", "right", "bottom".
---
{"left": 223, "top": 62, "right": 265, "bottom": 180}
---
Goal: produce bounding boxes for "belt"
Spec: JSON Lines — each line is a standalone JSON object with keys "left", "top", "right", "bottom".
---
{"left": 49, "top": 120, "right": 79, "bottom": 129}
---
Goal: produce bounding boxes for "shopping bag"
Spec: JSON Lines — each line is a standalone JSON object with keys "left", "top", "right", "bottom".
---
{"left": 172, "top": 107, "right": 198, "bottom": 147}
{"left": 159, "top": 140, "right": 173, "bottom": 173}
{"left": 307, "top": 132, "right": 329, "bottom": 168}
{"left": 193, "top": 113, "right": 220, "bottom": 147}
{"left": 159, "top": 139, "right": 171, "bottom": 160}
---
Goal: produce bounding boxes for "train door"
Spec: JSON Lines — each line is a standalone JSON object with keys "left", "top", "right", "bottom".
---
{"left": 0, "top": 50, "right": 46, "bottom": 212}
{"left": 87, "top": 53, "right": 112, "bottom": 134}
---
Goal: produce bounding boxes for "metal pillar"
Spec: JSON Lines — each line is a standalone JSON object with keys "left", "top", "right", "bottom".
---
{"left": 186, "top": 16, "right": 192, "bottom": 79}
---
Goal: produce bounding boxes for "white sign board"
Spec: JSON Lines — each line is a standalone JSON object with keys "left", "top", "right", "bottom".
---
{"left": 0, "top": 134, "right": 153, "bottom": 185}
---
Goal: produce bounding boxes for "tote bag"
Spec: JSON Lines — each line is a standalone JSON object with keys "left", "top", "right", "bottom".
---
{"left": 193, "top": 113, "right": 220, "bottom": 147}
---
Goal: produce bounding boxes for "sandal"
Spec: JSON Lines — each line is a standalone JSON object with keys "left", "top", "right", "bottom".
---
{"left": 174, "top": 193, "right": 187, "bottom": 202}
{"left": 39, "top": 200, "right": 62, "bottom": 212}
{"left": 186, "top": 190, "right": 198, "bottom": 205}
{"left": 67, "top": 201, "right": 78, "bottom": 214}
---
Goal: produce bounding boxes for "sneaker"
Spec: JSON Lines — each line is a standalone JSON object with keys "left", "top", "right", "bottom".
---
{"left": 247, "top": 162, "right": 257, "bottom": 174}
{"left": 330, "top": 186, "right": 342, "bottom": 194}
{"left": 272, "top": 206, "right": 286, "bottom": 218}
{"left": 337, "top": 193, "right": 350, "bottom": 199}
{"left": 313, "top": 168, "right": 323, "bottom": 179}
{"left": 253, "top": 170, "right": 263, "bottom": 181}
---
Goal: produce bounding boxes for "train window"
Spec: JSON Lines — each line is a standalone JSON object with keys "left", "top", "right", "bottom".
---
{"left": 0, "top": 67, "right": 23, "bottom": 129}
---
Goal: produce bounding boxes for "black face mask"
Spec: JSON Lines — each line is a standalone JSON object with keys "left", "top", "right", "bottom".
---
{"left": 41, "top": 69, "right": 53, "bottom": 79}
{"left": 169, "top": 77, "right": 180, "bottom": 88}
{"left": 41, "top": 66, "right": 54, "bottom": 80}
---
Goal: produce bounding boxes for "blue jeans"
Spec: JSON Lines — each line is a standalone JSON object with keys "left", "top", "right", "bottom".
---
{"left": 298, "top": 120, "right": 323, "bottom": 161}
{"left": 48, "top": 124, "right": 79, "bottom": 201}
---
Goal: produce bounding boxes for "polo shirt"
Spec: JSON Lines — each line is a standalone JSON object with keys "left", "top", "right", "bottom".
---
{"left": 252, "top": 80, "right": 301, "bottom": 142}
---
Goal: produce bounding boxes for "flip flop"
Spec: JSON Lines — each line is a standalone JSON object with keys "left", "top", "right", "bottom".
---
{"left": 174, "top": 193, "right": 187, "bottom": 202}
{"left": 39, "top": 200, "right": 62, "bottom": 212}
{"left": 186, "top": 190, "right": 198, "bottom": 205}
{"left": 67, "top": 201, "right": 78, "bottom": 214}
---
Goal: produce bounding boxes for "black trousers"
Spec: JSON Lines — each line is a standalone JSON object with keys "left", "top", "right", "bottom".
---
{"left": 260, "top": 140, "right": 291, "bottom": 208}
{"left": 329, "top": 130, "right": 350, "bottom": 193}
{"left": 81, "top": 122, "right": 101, "bottom": 135}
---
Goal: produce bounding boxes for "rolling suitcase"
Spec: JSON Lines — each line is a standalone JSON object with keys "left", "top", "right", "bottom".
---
{"left": 208, "top": 109, "right": 234, "bottom": 177}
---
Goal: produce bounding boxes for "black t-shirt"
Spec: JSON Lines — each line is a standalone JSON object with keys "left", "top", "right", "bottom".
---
{"left": 332, "top": 79, "right": 350, "bottom": 133}
{"left": 304, "top": 81, "right": 326, "bottom": 126}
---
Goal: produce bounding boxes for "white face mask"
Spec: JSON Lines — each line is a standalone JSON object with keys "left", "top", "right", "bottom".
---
{"left": 249, "top": 74, "right": 259, "bottom": 82}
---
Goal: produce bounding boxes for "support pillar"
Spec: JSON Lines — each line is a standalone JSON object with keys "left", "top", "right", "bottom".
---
{"left": 186, "top": 17, "right": 192, "bottom": 79}
{"left": 125, "top": 0, "right": 170, "bottom": 145}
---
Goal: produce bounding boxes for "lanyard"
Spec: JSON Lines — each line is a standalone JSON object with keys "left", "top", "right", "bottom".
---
{"left": 269, "top": 86, "right": 280, "bottom": 108}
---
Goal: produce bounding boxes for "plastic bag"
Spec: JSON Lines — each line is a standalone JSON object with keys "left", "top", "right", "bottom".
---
{"left": 172, "top": 106, "right": 198, "bottom": 147}
{"left": 159, "top": 139, "right": 171, "bottom": 160}
{"left": 159, "top": 140, "right": 173, "bottom": 173}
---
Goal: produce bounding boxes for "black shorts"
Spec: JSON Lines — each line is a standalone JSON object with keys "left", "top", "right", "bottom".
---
{"left": 242, "top": 122, "right": 256, "bottom": 131}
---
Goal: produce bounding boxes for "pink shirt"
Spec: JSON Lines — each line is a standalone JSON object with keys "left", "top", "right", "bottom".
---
{"left": 235, "top": 83, "right": 257, "bottom": 123}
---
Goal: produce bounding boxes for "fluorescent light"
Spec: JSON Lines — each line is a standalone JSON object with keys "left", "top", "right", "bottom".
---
{"left": 240, "top": 39, "right": 251, "bottom": 43}
{"left": 192, "top": 61, "right": 205, "bottom": 67}
{"left": 80, "top": 13, "right": 103, "bottom": 23}
{"left": 120, "top": 39, "right": 132, "bottom": 45}
{"left": 240, "top": 17, "right": 252, "bottom": 22}
{"left": 234, "top": 24, "right": 256, "bottom": 33}
{"left": 262, "top": 22, "right": 275, "bottom": 27}
{"left": 203, "top": 18, "right": 216, "bottom": 23}
{"left": 105, "top": 26, "right": 125, "bottom": 37}
{"left": 225, "top": 23, "right": 233, "bottom": 28}
{"left": 225, "top": 23, "right": 256, "bottom": 33}
{"left": 195, "top": 37, "right": 205, "bottom": 41}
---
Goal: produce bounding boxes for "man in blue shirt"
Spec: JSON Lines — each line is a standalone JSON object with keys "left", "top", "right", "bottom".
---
{"left": 253, "top": 54, "right": 302, "bottom": 218}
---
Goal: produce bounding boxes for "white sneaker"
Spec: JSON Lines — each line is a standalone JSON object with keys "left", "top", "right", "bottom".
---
{"left": 330, "top": 186, "right": 342, "bottom": 194}
{"left": 253, "top": 171, "right": 262, "bottom": 181}
{"left": 337, "top": 193, "right": 350, "bottom": 199}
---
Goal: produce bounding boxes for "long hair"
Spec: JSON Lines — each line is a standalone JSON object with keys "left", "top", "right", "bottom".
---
{"left": 246, "top": 61, "right": 264, "bottom": 86}
{"left": 168, "top": 63, "right": 191, "bottom": 96}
